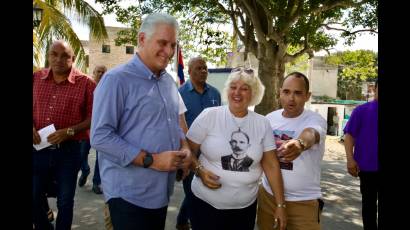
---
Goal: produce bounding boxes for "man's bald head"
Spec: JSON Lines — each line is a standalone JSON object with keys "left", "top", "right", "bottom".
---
{"left": 49, "top": 40, "right": 74, "bottom": 57}
{"left": 48, "top": 40, "right": 75, "bottom": 76}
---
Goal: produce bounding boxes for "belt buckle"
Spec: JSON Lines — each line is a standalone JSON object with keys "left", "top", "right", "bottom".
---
{"left": 48, "top": 144, "right": 59, "bottom": 150}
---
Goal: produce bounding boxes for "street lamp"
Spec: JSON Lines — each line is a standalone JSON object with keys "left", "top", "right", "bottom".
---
{"left": 33, "top": 4, "right": 43, "bottom": 28}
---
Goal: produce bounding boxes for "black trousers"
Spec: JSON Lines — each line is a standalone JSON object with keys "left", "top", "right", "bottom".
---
{"left": 108, "top": 198, "right": 167, "bottom": 230}
{"left": 359, "top": 171, "right": 379, "bottom": 230}
{"left": 190, "top": 193, "right": 257, "bottom": 230}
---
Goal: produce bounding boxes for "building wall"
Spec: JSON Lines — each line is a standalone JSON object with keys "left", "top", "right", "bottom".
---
{"left": 88, "top": 27, "right": 136, "bottom": 75}
{"left": 308, "top": 57, "right": 338, "bottom": 98}
{"left": 309, "top": 103, "right": 350, "bottom": 136}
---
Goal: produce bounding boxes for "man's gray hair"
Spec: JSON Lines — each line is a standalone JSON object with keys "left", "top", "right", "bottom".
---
{"left": 138, "top": 13, "right": 179, "bottom": 40}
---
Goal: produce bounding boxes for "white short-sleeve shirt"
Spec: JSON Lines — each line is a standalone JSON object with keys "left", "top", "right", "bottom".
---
{"left": 187, "top": 105, "right": 276, "bottom": 209}
{"left": 262, "top": 109, "right": 327, "bottom": 201}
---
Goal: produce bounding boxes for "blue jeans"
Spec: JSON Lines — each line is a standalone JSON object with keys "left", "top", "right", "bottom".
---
{"left": 79, "top": 140, "right": 91, "bottom": 176}
{"left": 92, "top": 151, "right": 101, "bottom": 185}
{"left": 176, "top": 172, "right": 194, "bottom": 225}
{"left": 108, "top": 197, "right": 167, "bottom": 230}
{"left": 32, "top": 141, "right": 82, "bottom": 230}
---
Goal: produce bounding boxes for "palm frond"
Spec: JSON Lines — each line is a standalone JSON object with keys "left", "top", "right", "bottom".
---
{"left": 33, "top": 0, "right": 108, "bottom": 73}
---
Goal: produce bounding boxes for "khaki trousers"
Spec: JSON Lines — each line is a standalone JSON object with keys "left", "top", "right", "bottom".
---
{"left": 104, "top": 203, "right": 113, "bottom": 230}
{"left": 257, "top": 185, "right": 322, "bottom": 230}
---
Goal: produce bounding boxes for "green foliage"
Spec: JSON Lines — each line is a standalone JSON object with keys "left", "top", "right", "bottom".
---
{"left": 95, "top": 0, "right": 377, "bottom": 114}
{"left": 96, "top": 0, "right": 231, "bottom": 67}
{"left": 285, "top": 45, "right": 309, "bottom": 74}
{"left": 312, "top": 95, "right": 335, "bottom": 103}
{"left": 33, "top": 0, "right": 108, "bottom": 72}
{"left": 325, "top": 50, "right": 377, "bottom": 100}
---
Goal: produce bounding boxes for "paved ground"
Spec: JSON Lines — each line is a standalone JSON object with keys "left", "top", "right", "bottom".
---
{"left": 48, "top": 138, "right": 363, "bottom": 229}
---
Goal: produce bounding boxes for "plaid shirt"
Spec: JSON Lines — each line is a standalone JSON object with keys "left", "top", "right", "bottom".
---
{"left": 33, "top": 67, "right": 96, "bottom": 140}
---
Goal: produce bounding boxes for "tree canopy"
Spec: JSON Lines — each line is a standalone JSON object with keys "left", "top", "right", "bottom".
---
{"left": 325, "top": 49, "right": 377, "bottom": 100}
{"left": 96, "top": 0, "right": 377, "bottom": 114}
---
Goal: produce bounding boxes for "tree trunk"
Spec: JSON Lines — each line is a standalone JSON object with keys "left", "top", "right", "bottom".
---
{"left": 254, "top": 54, "right": 286, "bottom": 115}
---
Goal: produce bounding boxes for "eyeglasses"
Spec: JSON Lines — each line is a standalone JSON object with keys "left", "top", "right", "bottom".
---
{"left": 231, "top": 66, "right": 254, "bottom": 75}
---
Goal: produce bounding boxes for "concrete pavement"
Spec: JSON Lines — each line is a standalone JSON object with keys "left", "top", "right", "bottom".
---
{"left": 48, "top": 148, "right": 363, "bottom": 229}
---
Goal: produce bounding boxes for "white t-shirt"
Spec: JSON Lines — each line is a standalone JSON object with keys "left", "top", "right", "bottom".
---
{"left": 262, "top": 109, "right": 327, "bottom": 201}
{"left": 187, "top": 105, "right": 276, "bottom": 209}
{"left": 178, "top": 92, "right": 187, "bottom": 115}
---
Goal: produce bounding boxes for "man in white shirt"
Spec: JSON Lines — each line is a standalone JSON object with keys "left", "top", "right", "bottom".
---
{"left": 257, "top": 72, "right": 327, "bottom": 230}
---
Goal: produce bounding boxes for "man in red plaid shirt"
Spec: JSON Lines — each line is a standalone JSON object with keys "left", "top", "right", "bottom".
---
{"left": 32, "top": 40, "right": 96, "bottom": 230}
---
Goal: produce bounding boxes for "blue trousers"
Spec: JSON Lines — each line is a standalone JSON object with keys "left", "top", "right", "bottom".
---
{"left": 79, "top": 140, "right": 91, "bottom": 175}
{"left": 108, "top": 198, "right": 167, "bottom": 230}
{"left": 92, "top": 151, "right": 101, "bottom": 185}
{"left": 32, "top": 141, "right": 82, "bottom": 230}
{"left": 176, "top": 172, "right": 194, "bottom": 225}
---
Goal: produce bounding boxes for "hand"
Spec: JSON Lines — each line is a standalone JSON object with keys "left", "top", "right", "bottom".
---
{"left": 47, "top": 129, "right": 70, "bottom": 145}
{"left": 33, "top": 127, "right": 41, "bottom": 145}
{"left": 151, "top": 151, "right": 186, "bottom": 172}
{"left": 347, "top": 158, "right": 360, "bottom": 177}
{"left": 179, "top": 148, "right": 193, "bottom": 172}
{"left": 273, "top": 207, "right": 287, "bottom": 230}
{"left": 277, "top": 139, "right": 304, "bottom": 162}
{"left": 197, "top": 168, "right": 221, "bottom": 189}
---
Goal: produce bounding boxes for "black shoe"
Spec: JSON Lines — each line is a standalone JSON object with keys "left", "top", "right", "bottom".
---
{"left": 92, "top": 184, "right": 103, "bottom": 194}
{"left": 78, "top": 172, "right": 89, "bottom": 187}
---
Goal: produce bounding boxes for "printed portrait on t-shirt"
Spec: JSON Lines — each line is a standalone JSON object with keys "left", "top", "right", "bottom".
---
{"left": 221, "top": 129, "right": 254, "bottom": 172}
{"left": 273, "top": 130, "right": 295, "bottom": 170}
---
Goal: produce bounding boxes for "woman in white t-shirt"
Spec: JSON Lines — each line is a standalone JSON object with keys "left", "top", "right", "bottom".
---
{"left": 186, "top": 67, "right": 287, "bottom": 230}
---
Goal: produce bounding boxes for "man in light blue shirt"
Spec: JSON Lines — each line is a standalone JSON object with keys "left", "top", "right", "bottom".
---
{"left": 91, "top": 13, "right": 192, "bottom": 230}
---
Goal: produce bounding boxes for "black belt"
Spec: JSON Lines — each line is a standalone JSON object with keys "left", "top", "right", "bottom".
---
{"left": 46, "top": 140, "right": 82, "bottom": 150}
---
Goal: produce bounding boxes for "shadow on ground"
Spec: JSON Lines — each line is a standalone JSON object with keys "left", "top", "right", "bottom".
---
{"left": 48, "top": 150, "right": 363, "bottom": 229}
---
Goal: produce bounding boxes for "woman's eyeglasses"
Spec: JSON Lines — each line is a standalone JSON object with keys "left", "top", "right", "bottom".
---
{"left": 231, "top": 67, "right": 254, "bottom": 75}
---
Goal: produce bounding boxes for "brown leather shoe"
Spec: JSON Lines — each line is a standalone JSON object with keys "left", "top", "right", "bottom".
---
{"left": 176, "top": 223, "right": 190, "bottom": 230}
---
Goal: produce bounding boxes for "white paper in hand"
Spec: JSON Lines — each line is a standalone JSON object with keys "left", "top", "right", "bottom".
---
{"left": 33, "top": 124, "right": 56, "bottom": 151}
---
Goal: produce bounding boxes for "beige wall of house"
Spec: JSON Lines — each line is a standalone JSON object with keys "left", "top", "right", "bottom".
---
{"left": 87, "top": 26, "right": 136, "bottom": 76}
{"left": 308, "top": 57, "right": 338, "bottom": 98}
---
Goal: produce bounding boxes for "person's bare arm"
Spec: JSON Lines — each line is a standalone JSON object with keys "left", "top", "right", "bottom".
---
{"left": 188, "top": 139, "right": 221, "bottom": 189}
{"left": 47, "top": 118, "right": 91, "bottom": 145}
{"left": 278, "top": 127, "right": 319, "bottom": 162}
{"left": 261, "top": 150, "right": 287, "bottom": 230}
{"left": 344, "top": 133, "right": 359, "bottom": 177}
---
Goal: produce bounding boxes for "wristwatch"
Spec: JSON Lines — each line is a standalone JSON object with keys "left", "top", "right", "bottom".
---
{"left": 143, "top": 151, "right": 154, "bottom": 168}
{"left": 66, "top": 128, "right": 75, "bottom": 136}
{"left": 296, "top": 138, "right": 306, "bottom": 151}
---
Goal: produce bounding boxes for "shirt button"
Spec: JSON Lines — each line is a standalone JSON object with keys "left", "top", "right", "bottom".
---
{"left": 168, "top": 118, "right": 171, "bottom": 122}
{"left": 46, "top": 118, "right": 50, "bottom": 121}
{"left": 49, "top": 106, "right": 53, "bottom": 109}
{"left": 52, "top": 96, "right": 56, "bottom": 99}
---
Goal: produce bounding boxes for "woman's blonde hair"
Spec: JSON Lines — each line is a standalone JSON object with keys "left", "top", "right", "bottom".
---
{"left": 222, "top": 67, "right": 265, "bottom": 106}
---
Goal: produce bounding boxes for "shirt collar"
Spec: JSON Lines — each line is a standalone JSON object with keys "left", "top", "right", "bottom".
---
{"left": 40, "top": 67, "right": 83, "bottom": 84}
{"left": 187, "top": 80, "right": 209, "bottom": 92}
{"left": 132, "top": 53, "right": 167, "bottom": 80}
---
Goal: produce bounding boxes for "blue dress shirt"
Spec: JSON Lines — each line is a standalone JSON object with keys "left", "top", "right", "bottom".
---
{"left": 91, "top": 54, "right": 183, "bottom": 209}
{"left": 179, "top": 80, "right": 221, "bottom": 127}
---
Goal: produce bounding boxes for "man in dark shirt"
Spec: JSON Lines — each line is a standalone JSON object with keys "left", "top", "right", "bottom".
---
{"left": 176, "top": 56, "right": 221, "bottom": 230}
